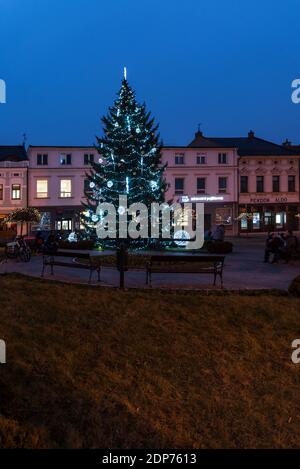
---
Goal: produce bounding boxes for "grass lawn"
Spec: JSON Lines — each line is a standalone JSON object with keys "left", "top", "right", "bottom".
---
{"left": 0, "top": 273, "right": 300, "bottom": 449}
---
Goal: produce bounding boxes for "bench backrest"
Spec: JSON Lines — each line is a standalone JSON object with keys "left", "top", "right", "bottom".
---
{"left": 44, "top": 250, "right": 90, "bottom": 259}
{"left": 149, "top": 255, "right": 225, "bottom": 263}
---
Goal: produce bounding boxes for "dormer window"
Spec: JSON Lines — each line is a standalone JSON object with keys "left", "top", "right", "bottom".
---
{"left": 175, "top": 153, "right": 185, "bottom": 165}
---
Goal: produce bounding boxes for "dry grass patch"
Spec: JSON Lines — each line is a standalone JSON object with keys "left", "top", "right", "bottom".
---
{"left": 0, "top": 274, "right": 300, "bottom": 448}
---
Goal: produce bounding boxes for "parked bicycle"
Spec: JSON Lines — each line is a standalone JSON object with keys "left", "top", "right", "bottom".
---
{"left": 5, "top": 236, "right": 31, "bottom": 262}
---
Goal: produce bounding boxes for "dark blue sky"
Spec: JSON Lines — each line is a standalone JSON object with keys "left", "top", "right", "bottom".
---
{"left": 0, "top": 0, "right": 299, "bottom": 146}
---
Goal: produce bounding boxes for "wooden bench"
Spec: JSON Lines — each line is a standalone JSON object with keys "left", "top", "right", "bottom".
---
{"left": 146, "top": 254, "right": 225, "bottom": 288}
{"left": 41, "top": 251, "right": 101, "bottom": 284}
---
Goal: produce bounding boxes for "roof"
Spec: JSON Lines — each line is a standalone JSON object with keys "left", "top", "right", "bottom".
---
{"left": 28, "top": 145, "right": 95, "bottom": 149}
{"left": 187, "top": 131, "right": 298, "bottom": 156}
{"left": 0, "top": 145, "right": 28, "bottom": 162}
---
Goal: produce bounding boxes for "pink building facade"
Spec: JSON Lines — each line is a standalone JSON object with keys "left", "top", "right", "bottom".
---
{"left": 0, "top": 146, "right": 29, "bottom": 234}
{"left": 27, "top": 146, "right": 95, "bottom": 231}
{"left": 26, "top": 133, "right": 300, "bottom": 236}
{"left": 162, "top": 131, "right": 239, "bottom": 235}
{"left": 162, "top": 131, "right": 300, "bottom": 234}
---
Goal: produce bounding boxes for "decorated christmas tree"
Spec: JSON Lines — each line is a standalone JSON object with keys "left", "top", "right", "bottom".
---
{"left": 83, "top": 70, "right": 167, "bottom": 248}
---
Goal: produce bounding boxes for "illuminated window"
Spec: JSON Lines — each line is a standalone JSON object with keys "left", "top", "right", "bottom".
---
{"left": 60, "top": 179, "right": 72, "bottom": 198}
{"left": 11, "top": 184, "right": 21, "bottom": 200}
{"left": 36, "top": 180, "right": 48, "bottom": 198}
{"left": 56, "top": 219, "right": 72, "bottom": 231}
{"left": 0, "top": 184, "right": 3, "bottom": 200}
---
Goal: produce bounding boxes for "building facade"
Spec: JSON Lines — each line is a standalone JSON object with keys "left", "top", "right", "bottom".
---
{"left": 2, "top": 133, "right": 298, "bottom": 237}
{"left": 0, "top": 146, "right": 29, "bottom": 233}
{"left": 161, "top": 131, "right": 239, "bottom": 235}
{"left": 27, "top": 146, "right": 96, "bottom": 232}
{"left": 238, "top": 136, "right": 300, "bottom": 232}
{"left": 162, "top": 131, "right": 300, "bottom": 234}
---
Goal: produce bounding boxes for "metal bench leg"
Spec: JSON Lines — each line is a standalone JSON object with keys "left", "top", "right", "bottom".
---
{"left": 146, "top": 269, "right": 149, "bottom": 285}
{"left": 97, "top": 267, "right": 101, "bottom": 282}
{"left": 213, "top": 271, "right": 217, "bottom": 286}
{"left": 220, "top": 272, "right": 224, "bottom": 289}
{"left": 88, "top": 268, "right": 93, "bottom": 284}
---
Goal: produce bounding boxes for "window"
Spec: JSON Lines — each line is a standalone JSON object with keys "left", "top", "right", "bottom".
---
{"left": 37, "top": 154, "right": 48, "bottom": 165}
{"left": 84, "top": 154, "right": 94, "bottom": 165}
{"left": 196, "top": 153, "right": 206, "bottom": 165}
{"left": 218, "top": 177, "right": 227, "bottom": 193}
{"left": 218, "top": 153, "right": 228, "bottom": 164}
{"left": 252, "top": 212, "right": 260, "bottom": 230}
{"left": 12, "top": 184, "right": 21, "bottom": 200}
{"left": 0, "top": 184, "right": 3, "bottom": 200}
{"left": 256, "top": 176, "right": 264, "bottom": 193}
{"left": 272, "top": 175, "right": 280, "bottom": 192}
{"left": 84, "top": 178, "right": 92, "bottom": 193}
{"left": 240, "top": 176, "right": 248, "bottom": 193}
{"left": 36, "top": 179, "right": 48, "bottom": 198}
{"left": 60, "top": 153, "right": 72, "bottom": 165}
{"left": 60, "top": 179, "right": 72, "bottom": 198}
{"left": 175, "top": 153, "right": 185, "bottom": 165}
{"left": 288, "top": 175, "right": 296, "bottom": 192}
{"left": 174, "top": 178, "right": 184, "bottom": 194}
{"left": 197, "top": 177, "right": 206, "bottom": 194}
{"left": 56, "top": 219, "right": 72, "bottom": 231}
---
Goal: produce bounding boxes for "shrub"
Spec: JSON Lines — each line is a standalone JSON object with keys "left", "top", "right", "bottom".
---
{"left": 206, "top": 240, "right": 233, "bottom": 254}
{"left": 58, "top": 240, "right": 95, "bottom": 250}
{"left": 288, "top": 275, "right": 300, "bottom": 297}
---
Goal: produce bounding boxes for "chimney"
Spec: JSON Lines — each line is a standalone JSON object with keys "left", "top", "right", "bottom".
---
{"left": 248, "top": 130, "right": 255, "bottom": 139}
{"left": 282, "top": 138, "right": 291, "bottom": 147}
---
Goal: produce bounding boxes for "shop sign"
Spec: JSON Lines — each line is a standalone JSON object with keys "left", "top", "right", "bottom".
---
{"left": 247, "top": 196, "right": 289, "bottom": 204}
{"left": 181, "top": 195, "right": 224, "bottom": 203}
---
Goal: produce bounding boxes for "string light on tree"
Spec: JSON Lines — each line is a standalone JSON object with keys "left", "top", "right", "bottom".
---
{"left": 82, "top": 69, "right": 167, "bottom": 248}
